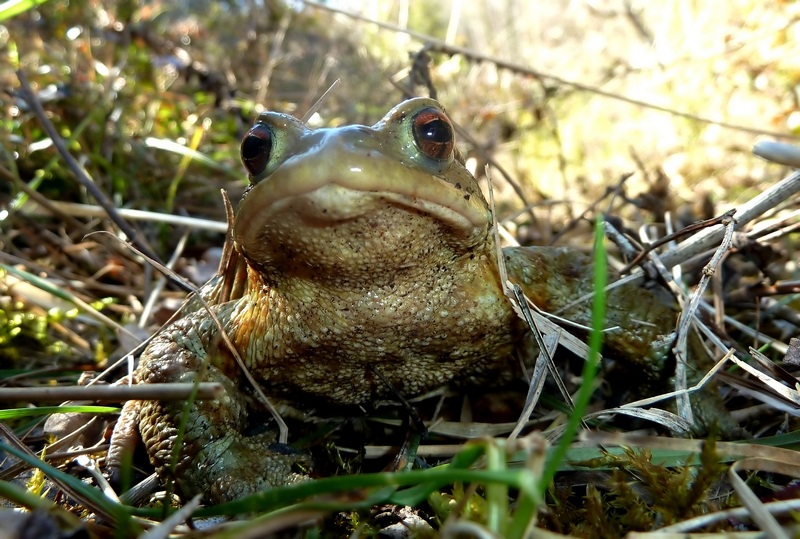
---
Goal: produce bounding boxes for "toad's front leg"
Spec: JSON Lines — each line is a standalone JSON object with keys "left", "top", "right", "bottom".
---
{"left": 108, "top": 316, "right": 306, "bottom": 503}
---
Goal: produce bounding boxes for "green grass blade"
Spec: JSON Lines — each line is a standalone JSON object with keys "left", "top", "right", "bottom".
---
{"left": 144, "top": 137, "right": 239, "bottom": 179}
{"left": 183, "top": 465, "right": 535, "bottom": 518}
{"left": 0, "top": 479, "right": 56, "bottom": 510}
{"left": 0, "top": 406, "right": 118, "bottom": 420}
{"left": 0, "top": 442, "right": 133, "bottom": 525}
{"left": 0, "top": 0, "right": 49, "bottom": 21}
{"left": 506, "top": 217, "right": 608, "bottom": 538}
{"left": 536, "top": 215, "right": 606, "bottom": 493}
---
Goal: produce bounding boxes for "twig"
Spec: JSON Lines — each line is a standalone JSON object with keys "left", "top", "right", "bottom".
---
{"left": 619, "top": 167, "right": 800, "bottom": 286}
{"left": 18, "top": 200, "right": 228, "bottom": 233}
{"left": 15, "top": 69, "right": 163, "bottom": 265}
{"left": 0, "top": 383, "right": 224, "bottom": 402}
{"left": 753, "top": 140, "right": 800, "bottom": 167}
{"left": 619, "top": 210, "right": 735, "bottom": 274}
{"left": 657, "top": 498, "right": 800, "bottom": 533}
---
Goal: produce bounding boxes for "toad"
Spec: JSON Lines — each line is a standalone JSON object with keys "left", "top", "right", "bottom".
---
{"left": 108, "top": 98, "right": 724, "bottom": 503}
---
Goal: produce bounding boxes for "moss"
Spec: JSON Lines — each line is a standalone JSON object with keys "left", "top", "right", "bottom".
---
{"left": 560, "top": 440, "right": 728, "bottom": 536}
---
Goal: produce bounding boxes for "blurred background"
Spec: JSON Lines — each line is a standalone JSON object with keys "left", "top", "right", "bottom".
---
{"left": 1, "top": 0, "right": 799, "bottom": 358}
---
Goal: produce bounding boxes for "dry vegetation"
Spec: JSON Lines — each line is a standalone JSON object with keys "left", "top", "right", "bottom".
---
{"left": 1, "top": 0, "right": 800, "bottom": 537}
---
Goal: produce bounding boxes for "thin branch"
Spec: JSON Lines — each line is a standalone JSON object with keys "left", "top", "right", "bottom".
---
{"left": 0, "top": 383, "right": 224, "bottom": 402}
{"left": 618, "top": 167, "right": 800, "bottom": 286}
{"left": 753, "top": 140, "right": 800, "bottom": 167}
{"left": 619, "top": 209, "right": 735, "bottom": 274}
{"left": 18, "top": 200, "right": 228, "bottom": 233}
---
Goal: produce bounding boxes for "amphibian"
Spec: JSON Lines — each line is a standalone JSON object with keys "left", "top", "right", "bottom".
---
{"left": 108, "top": 98, "right": 724, "bottom": 503}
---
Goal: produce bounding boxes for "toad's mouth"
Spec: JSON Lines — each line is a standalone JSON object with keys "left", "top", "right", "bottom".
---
{"left": 234, "top": 153, "right": 491, "bottom": 252}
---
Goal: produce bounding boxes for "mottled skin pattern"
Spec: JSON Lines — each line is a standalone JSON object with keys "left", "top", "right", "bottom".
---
{"left": 108, "top": 98, "right": 719, "bottom": 503}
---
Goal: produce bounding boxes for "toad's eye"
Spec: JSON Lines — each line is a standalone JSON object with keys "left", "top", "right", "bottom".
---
{"left": 241, "top": 124, "right": 273, "bottom": 177}
{"left": 412, "top": 108, "right": 454, "bottom": 161}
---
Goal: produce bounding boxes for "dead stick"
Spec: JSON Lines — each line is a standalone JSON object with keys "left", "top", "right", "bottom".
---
{"left": 0, "top": 383, "right": 223, "bottom": 402}
{"left": 624, "top": 168, "right": 800, "bottom": 285}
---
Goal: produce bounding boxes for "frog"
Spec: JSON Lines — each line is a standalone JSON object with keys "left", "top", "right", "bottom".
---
{"left": 107, "top": 98, "right": 728, "bottom": 504}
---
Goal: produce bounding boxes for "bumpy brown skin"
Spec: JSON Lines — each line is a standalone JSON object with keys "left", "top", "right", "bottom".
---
{"left": 108, "top": 98, "right": 720, "bottom": 503}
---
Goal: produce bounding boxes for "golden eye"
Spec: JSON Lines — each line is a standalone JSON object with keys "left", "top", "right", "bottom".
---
{"left": 240, "top": 124, "right": 273, "bottom": 177}
{"left": 412, "top": 107, "right": 455, "bottom": 161}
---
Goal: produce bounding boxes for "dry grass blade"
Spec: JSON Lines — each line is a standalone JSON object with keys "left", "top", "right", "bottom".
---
{"left": 489, "top": 168, "right": 574, "bottom": 438}
{"left": 140, "top": 495, "right": 201, "bottom": 539}
{"left": 301, "top": 78, "right": 341, "bottom": 123}
{"left": 728, "top": 459, "right": 789, "bottom": 539}
{"left": 591, "top": 407, "right": 693, "bottom": 434}
{"left": 619, "top": 349, "right": 734, "bottom": 408}
{"left": 748, "top": 348, "right": 799, "bottom": 387}
{"left": 722, "top": 350, "right": 800, "bottom": 410}
{"left": 75, "top": 454, "right": 119, "bottom": 502}
{"left": 428, "top": 421, "right": 523, "bottom": 439}
{"left": 363, "top": 444, "right": 465, "bottom": 459}
{"left": 545, "top": 408, "right": 694, "bottom": 441}
{"left": 511, "top": 287, "right": 585, "bottom": 417}
{"left": 509, "top": 331, "right": 559, "bottom": 440}
{"left": 697, "top": 301, "right": 789, "bottom": 355}
{"left": 0, "top": 444, "right": 109, "bottom": 483}
{"left": 226, "top": 509, "right": 332, "bottom": 539}
{"left": 139, "top": 228, "right": 190, "bottom": 329}
{"left": 580, "top": 431, "right": 800, "bottom": 467}
{"left": 672, "top": 213, "right": 737, "bottom": 425}
{"left": 628, "top": 532, "right": 765, "bottom": 538}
